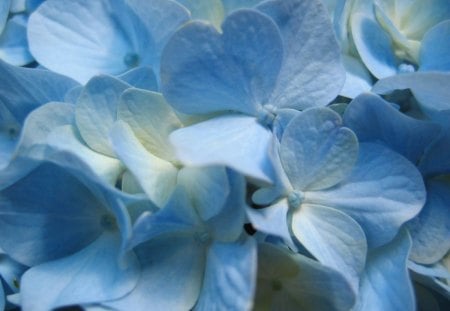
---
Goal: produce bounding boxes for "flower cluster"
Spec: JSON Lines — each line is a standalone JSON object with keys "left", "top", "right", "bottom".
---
{"left": 1, "top": 0, "right": 449, "bottom": 310}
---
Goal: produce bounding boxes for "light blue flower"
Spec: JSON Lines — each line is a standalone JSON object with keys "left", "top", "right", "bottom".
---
{"left": 27, "top": 0, "right": 189, "bottom": 84}
{"left": 0, "top": 155, "right": 141, "bottom": 310}
{"left": 350, "top": 0, "right": 450, "bottom": 78}
{"left": 163, "top": 0, "right": 344, "bottom": 182}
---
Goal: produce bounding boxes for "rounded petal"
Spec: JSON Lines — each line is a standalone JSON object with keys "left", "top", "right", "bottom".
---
{"left": 0, "top": 14, "right": 33, "bottom": 66}
{"left": 280, "top": 107, "right": 358, "bottom": 191}
{"left": 307, "top": 143, "right": 426, "bottom": 248}
{"left": 420, "top": 20, "right": 450, "bottom": 71}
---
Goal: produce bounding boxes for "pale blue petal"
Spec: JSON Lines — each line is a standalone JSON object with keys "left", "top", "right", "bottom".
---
{"left": 125, "top": 0, "right": 189, "bottom": 76}
{"left": 280, "top": 108, "right": 358, "bottom": 191}
{"left": 110, "top": 121, "right": 178, "bottom": 208}
{"left": 221, "top": 9, "right": 283, "bottom": 106}
{"left": 177, "top": 166, "right": 230, "bottom": 221}
{"left": 255, "top": 243, "right": 355, "bottom": 311}
{"left": 0, "top": 162, "right": 107, "bottom": 266}
{"left": 10, "top": 0, "right": 26, "bottom": 13}
{"left": 63, "top": 86, "right": 83, "bottom": 105}
{"left": 170, "top": 114, "right": 275, "bottom": 183}
{"left": 372, "top": 72, "right": 450, "bottom": 124}
{"left": 20, "top": 232, "right": 140, "bottom": 311}
{"left": 351, "top": 13, "right": 397, "bottom": 79}
{"left": 354, "top": 229, "right": 415, "bottom": 311}
{"left": 46, "top": 125, "right": 124, "bottom": 185}
{"left": 408, "top": 179, "right": 450, "bottom": 264}
{"left": 28, "top": 0, "right": 152, "bottom": 83}
{"left": 0, "top": 14, "right": 33, "bottom": 66}
{"left": 246, "top": 199, "right": 295, "bottom": 249}
{"left": 75, "top": 75, "right": 130, "bottom": 157}
{"left": 272, "top": 108, "right": 300, "bottom": 140}
{"left": 258, "top": 0, "right": 345, "bottom": 109}
{"left": 13, "top": 102, "right": 75, "bottom": 159}
{"left": 117, "top": 67, "right": 158, "bottom": 91}
{"left": 194, "top": 237, "right": 257, "bottom": 311}
{"left": 0, "top": 0, "right": 10, "bottom": 33}
{"left": 130, "top": 187, "right": 200, "bottom": 248}
{"left": 105, "top": 236, "right": 205, "bottom": 311}
{"left": 340, "top": 55, "right": 373, "bottom": 98}
{"left": 420, "top": 21, "right": 450, "bottom": 71}
{"left": 291, "top": 204, "right": 367, "bottom": 292}
{"left": 205, "top": 169, "right": 247, "bottom": 242}
{"left": 222, "top": 0, "right": 261, "bottom": 13}
{"left": 307, "top": 143, "right": 426, "bottom": 248}
{"left": 117, "top": 88, "right": 181, "bottom": 162}
{"left": 162, "top": 9, "right": 283, "bottom": 115}
{"left": 0, "top": 60, "right": 78, "bottom": 123}
{"left": 343, "top": 92, "right": 440, "bottom": 164}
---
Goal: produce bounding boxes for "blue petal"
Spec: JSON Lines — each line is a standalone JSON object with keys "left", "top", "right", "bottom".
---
{"left": 0, "top": 253, "right": 26, "bottom": 294}
{"left": 246, "top": 199, "right": 296, "bottom": 249}
{"left": 110, "top": 121, "right": 178, "bottom": 208}
{"left": 280, "top": 107, "right": 358, "bottom": 191}
{"left": 0, "top": 60, "right": 78, "bottom": 124}
{"left": 420, "top": 21, "right": 450, "bottom": 71}
{"left": 176, "top": 0, "right": 224, "bottom": 28}
{"left": 162, "top": 9, "right": 283, "bottom": 115}
{"left": 194, "top": 237, "right": 257, "bottom": 311}
{"left": 0, "top": 0, "right": 10, "bottom": 33}
{"left": 340, "top": 55, "right": 373, "bottom": 98}
{"left": 117, "top": 89, "right": 181, "bottom": 162}
{"left": 117, "top": 67, "right": 158, "bottom": 91}
{"left": 28, "top": 0, "right": 152, "bottom": 83}
{"left": 351, "top": 13, "right": 397, "bottom": 79}
{"left": 170, "top": 114, "right": 275, "bottom": 183}
{"left": 0, "top": 14, "right": 33, "bottom": 66}
{"left": 354, "top": 229, "right": 415, "bottom": 311}
{"left": 419, "top": 129, "right": 450, "bottom": 176}
{"left": 307, "top": 143, "right": 426, "bottom": 248}
{"left": 257, "top": 0, "right": 345, "bottom": 109}
{"left": 372, "top": 72, "right": 450, "bottom": 124}
{"left": 291, "top": 204, "right": 367, "bottom": 292}
{"left": 343, "top": 92, "right": 440, "bottom": 164}
{"left": 0, "top": 281, "right": 4, "bottom": 311}
{"left": 104, "top": 236, "right": 205, "bottom": 311}
{"left": 20, "top": 232, "right": 140, "bottom": 311}
{"left": 75, "top": 75, "right": 130, "bottom": 157}
{"left": 130, "top": 187, "right": 200, "bottom": 248}
{"left": 408, "top": 179, "right": 450, "bottom": 264}
{"left": 0, "top": 162, "right": 107, "bottom": 266}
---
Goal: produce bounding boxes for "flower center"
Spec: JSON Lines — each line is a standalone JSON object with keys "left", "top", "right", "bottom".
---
{"left": 100, "top": 214, "right": 118, "bottom": 231}
{"left": 257, "top": 104, "right": 277, "bottom": 129}
{"left": 287, "top": 190, "right": 304, "bottom": 210}
{"left": 124, "top": 52, "right": 140, "bottom": 68}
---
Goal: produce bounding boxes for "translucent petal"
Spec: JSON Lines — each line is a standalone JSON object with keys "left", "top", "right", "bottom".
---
{"left": 291, "top": 204, "right": 367, "bottom": 292}
{"left": 176, "top": 0, "right": 224, "bottom": 28}
{"left": 117, "top": 89, "right": 181, "bottom": 162}
{"left": 408, "top": 179, "right": 450, "bottom": 264}
{"left": 340, "top": 55, "right": 373, "bottom": 99}
{"left": 420, "top": 20, "right": 450, "bottom": 71}
{"left": 351, "top": 13, "right": 397, "bottom": 79}
{"left": 28, "top": 0, "right": 152, "bottom": 83}
{"left": 20, "top": 233, "right": 140, "bottom": 311}
{"left": 110, "top": 121, "right": 178, "bottom": 208}
{"left": 307, "top": 143, "right": 426, "bottom": 248}
{"left": 354, "top": 229, "right": 414, "bottom": 311}
{"left": 117, "top": 67, "right": 158, "bottom": 91}
{"left": 280, "top": 108, "right": 358, "bottom": 191}
{"left": 258, "top": 0, "right": 345, "bottom": 109}
{"left": 170, "top": 114, "right": 275, "bottom": 183}
{"left": 195, "top": 238, "right": 257, "bottom": 311}
{"left": 75, "top": 75, "right": 130, "bottom": 157}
